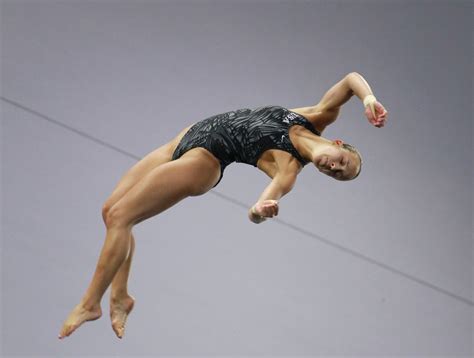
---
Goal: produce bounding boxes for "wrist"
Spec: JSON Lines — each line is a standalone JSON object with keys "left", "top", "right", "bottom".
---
{"left": 363, "top": 94, "right": 377, "bottom": 107}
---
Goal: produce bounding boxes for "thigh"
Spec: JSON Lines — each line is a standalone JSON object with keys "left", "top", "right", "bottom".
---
{"left": 104, "top": 124, "right": 194, "bottom": 208}
{"left": 106, "top": 147, "right": 221, "bottom": 228}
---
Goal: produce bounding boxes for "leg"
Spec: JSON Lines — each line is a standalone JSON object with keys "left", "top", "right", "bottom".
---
{"left": 58, "top": 148, "right": 221, "bottom": 339}
{"left": 97, "top": 126, "right": 193, "bottom": 337}
{"left": 97, "top": 146, "right": 173, "bottom": 338}
{"left": 110, "top": 232, "right": 135, "bottom": 299}
{"left": 108, "top": 233, "right": 135, "bottom": 338}
{"left": 102, "top": 145, "right": 172, "bottom": 297}
{"left": 100, "top": 145, "right": 172, "bottom": 338}
{"left": 101, "top": 123, "right": 193, "bottom": 217}
{"left": 101, "top": 123, "right": 195, "bottom": 266}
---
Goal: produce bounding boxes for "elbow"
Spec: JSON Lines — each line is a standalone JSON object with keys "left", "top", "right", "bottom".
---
{"left": 345, "top": 72, "right": 360, "bottom": 95}
{"left": 347, "top": 72, "right": 363, "bottom": 85}
{"left": 348, "top": 71, "right": 361, "bottom": 77}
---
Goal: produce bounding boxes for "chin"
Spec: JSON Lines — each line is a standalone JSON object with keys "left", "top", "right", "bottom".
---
{"left": 313, "top": 155, "right": 325, "bottom": 167}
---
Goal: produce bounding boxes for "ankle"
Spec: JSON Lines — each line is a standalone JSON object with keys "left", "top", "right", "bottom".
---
{"left": 110, "top": 290, "right": 129, "bottom": 302}
{"left": 80, "top": 298, "right": 101, "bottom": 311}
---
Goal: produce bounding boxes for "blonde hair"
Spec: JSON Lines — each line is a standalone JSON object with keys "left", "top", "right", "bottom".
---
{"left": 342, "top": 143, "right": 362, "bottom": 179}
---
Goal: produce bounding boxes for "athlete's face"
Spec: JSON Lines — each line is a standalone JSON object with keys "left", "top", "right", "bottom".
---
{"left": 314, "top": 140, "right": 360, "bottom": 181}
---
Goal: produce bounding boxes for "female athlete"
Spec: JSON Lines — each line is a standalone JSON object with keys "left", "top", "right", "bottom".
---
{"left": 58, "top": 72, "right": 388, "bottom": 339}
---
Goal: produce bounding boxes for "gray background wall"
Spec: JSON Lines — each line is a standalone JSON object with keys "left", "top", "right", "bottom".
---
{"left": 1, "top": 0, "right": 472, "bottom": 356}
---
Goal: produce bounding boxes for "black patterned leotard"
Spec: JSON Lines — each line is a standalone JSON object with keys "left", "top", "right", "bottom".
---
{"left": 171, "top": 105, "right": 321, "bottom": 188}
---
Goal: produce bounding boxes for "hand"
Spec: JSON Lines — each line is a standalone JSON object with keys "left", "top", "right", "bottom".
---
{"left": 252, "top": 200, "right": 279, "bottom": 218}
{"left": 364, "top": 101, "right": 388, "bottom": 128}
{"left": 248, "top": 200, "right": 279, "bottom": 223}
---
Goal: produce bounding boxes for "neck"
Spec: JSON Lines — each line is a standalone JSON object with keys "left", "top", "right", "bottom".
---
{"left": 291, "top": 127, "right": 331, "bottom": 164}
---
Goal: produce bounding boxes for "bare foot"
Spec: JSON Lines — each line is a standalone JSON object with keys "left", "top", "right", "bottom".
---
{"left": 109, "top": 294, "right": 135, "bottom": 339}
{"left": 58, "top": 302, "right": 102, "bottom": 339}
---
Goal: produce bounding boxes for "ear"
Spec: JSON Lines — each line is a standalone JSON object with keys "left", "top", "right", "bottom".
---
{"left": 334, "top": 139, "right": 344, "bottom": 146}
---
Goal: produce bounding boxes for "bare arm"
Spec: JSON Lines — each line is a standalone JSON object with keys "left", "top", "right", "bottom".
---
{"left": 248, "top": 172, "right": 297, "bottom": 224}
{"left": 347, "top": 72, "right": 388, "bottom": 127}
{"left": 317, "top": 72, "right": 375, "bottom": 110}
{"left": 346, "top": 71, "right": 377, "bottom": 102}
{"left": 317, "top": 72, "right": 388, "bottom": 127}
{"left": 316, "top": 73, "right": 354, "bottom": 112}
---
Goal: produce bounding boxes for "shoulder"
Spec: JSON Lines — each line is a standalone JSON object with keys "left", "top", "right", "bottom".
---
{"left": 289, "top": 105, "right": 339, "bottom": 133}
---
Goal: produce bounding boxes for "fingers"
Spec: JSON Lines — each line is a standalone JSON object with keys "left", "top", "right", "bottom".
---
{"left": 365, "top": 106, "right": 378, "bottom": 123}
{"left": 267, "top": 201, "right": 278, "bottom": 216}
{"left": 253, "top": 200, "right": 279, "bottom": 218}
{"left": 261, "top": 200, "right": 278, "bottom": 217}
{"left": 372, "top": 109, "right": 388, "bottom": 128}
{"left": 377, "top": 110, "right": 388, "bottom": 127}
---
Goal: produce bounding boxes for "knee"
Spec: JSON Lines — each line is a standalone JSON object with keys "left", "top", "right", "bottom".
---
{"left": 102, "top": 201, "right": 113, "bottom": 224}
{"left": 104, "top": 205, "right": 130, "bottom": 228}
{"left": 102, "top": 200, "right": 127, "bottom": 227}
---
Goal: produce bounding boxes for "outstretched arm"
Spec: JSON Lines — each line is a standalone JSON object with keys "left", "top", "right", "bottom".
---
{"left": 317, "top": 72, "right": 388, "bottom": 128}
{"left": 248, "top": 172, "right": 297, "bottom": 224}
{"left": 346, "top": 72, "right": 388, "bottom": 127}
